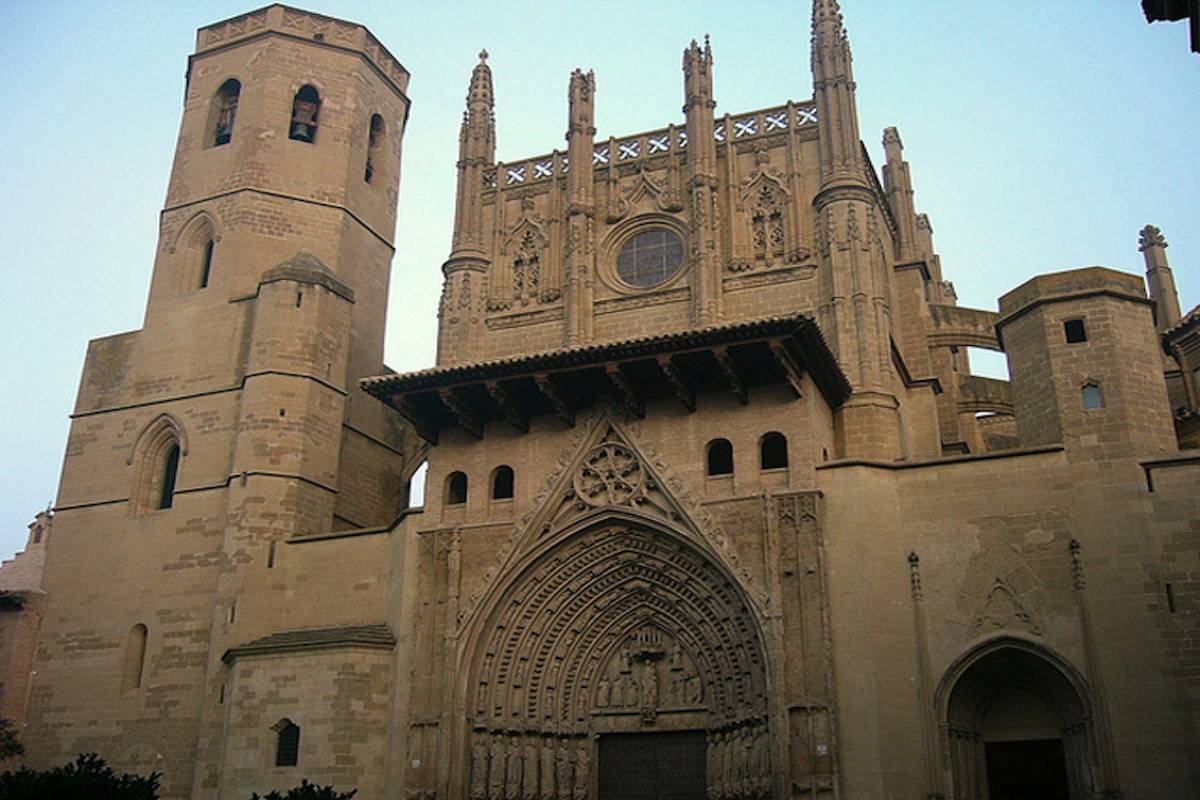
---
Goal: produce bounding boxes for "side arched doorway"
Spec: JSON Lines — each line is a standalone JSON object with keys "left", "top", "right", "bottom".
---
{"left": 459, "top": 517, "right": 771, "bottom": 800}
{"left": 938, "top": 638, "right": 1096, "bottom": 800}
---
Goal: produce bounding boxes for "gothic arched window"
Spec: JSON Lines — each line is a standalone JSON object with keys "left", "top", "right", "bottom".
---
{"left": 199, "top": 238, "right": 214, "bottom": 289}
{"left": 706, "top": 439, "right": 733, "bottom": 476}
{"left": 289, "top": 85, "right": 321, "bottom": 143}
{"left": 365, "top": 113, "right": 384, "bottom": 182}
{"left": 130, "top": 414, "right": 187, "bottom": 514}
{"left": 158, "top": 444, "right": 180, "bottom": 509}
{"left": 273, "top": 719, "right": 300, "bottom": 767}
{"left": 212, "top": 79, "right": 241, "bottom": 147}
{"left": 760, "top": 432, "right": 788, "bottom": 469}
{"left": 1081, "top": 383, "right": 1104, "bottom": 410}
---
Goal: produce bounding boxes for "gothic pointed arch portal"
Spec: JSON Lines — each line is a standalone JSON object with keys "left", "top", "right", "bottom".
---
{"left": 462, "top": 515, "right": 772, "bottom": 800}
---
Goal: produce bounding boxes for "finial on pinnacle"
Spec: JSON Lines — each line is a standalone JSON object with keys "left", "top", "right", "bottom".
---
{"left": 479, "top": 49, "right": 489, "bottom": 63}
{"left": 1138, "top": 224, "right": 1167, "bottom": 251}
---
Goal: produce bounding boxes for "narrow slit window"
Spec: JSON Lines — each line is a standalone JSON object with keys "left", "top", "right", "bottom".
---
{"left": 158, "top": 444, "right": 180, "bottom": 509}
{"left": 491, "top": 465, "right": 514, "bottom": 500}
{"left": 274, "top": 719, "right": 300, "bottom": 767}
{"left": 1166, "top": 582, "right": 1176, "bottom": 613}
{"left": 1064, "top": 319, "right": 1087, "bottom": 343}
{"left": 213, "top": 79, "right": 241, "bottom": 146}
{"left": 199, "top": 239, "right": 214, "bottom": 288}
{"left": 707, "top": 439, "right": 733, "bottom": 476}
{"left": 760, "top": 432, "right": 789, "bottom": 469}
{"left": 365, "top": 113, "right": 384, "bottom": 182}
{"left": 289, "top": 85, "right": 321, "bottom": 143}
{"left": 445, "top": 471, "right": 468, "bottom": 505}
{"left": 1082, "top": 383, "right": 1104, "bottom": 410}
{"left": 121, "top": 624, "right": 148, "bottom": 694}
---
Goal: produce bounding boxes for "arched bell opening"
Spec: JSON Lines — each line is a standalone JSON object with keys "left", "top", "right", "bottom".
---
{"left": 457, "top": 516, "right": 773, "bottom": 800}
{"left": 937, "top": 637, "right": 1097, "bottom": 800}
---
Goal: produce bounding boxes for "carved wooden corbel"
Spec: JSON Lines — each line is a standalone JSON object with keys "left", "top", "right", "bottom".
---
{"left": 534, "top": 373, "right": 574, "bottom": 427}
{"left": 712, "top": 346, "right": 748, "bottom": 405}
{"left": 656, "top": 355, "right": 695, "bottom": 412}
{"left": 439, "top": 387, "right": 484, "bottom": 439}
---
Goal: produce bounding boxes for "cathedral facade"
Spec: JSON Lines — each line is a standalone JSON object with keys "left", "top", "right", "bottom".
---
{"left": 17, "top": 3, "right": 1199, "bottom": 799}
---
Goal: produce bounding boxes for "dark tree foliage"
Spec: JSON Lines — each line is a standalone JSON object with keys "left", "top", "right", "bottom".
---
{"left": 0, "top": 719, "right": 22, "bottom": 761}
{"left": 0, "top": 753, "right": 160, "bottom": 799}
{"left": 249, "top": 780, "right": 357, "bottom": 800}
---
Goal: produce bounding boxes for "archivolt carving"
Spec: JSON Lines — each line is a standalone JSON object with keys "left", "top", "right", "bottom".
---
{"left": 471, "top": 524, "right": 767, "bottom": 728}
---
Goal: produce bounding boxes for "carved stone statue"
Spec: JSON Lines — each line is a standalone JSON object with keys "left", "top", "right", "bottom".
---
{"left": 523, "top": 739, "right": 539, "bottom": 799}
{"left": 642, "top": 664, "right": 659, "bottom": 708}
{"left": 622, "top": 674, "right": 640, "bottom": 707}
{"left": 686, "top": 673, "right": 703, "bottom": 704}
{"left": 721, "top": 732, "right": 734, "bottom": 796}
{"left": 506, "top": 743, "right": 522, "bottom": 799}
{"left": 596, "top": 677, "right": 611, "bottom": 708}
{"left": 573, "top": 746, "right": 590, "bottom": 800}
{"left": 555, "top": 745, "right": 573, "bottom": 799}
{"left": 618, "top": 643, "right": 632, "bottom": 672}
{"left": 670, "top": 640, "right": 683, "bottom": 669}
{"left": 470, "top": 739, "right": 489, "bottom": 800}
{"left": 540, "top": 742, "right": 556, "bottom": 799}
{"left": 489, "top": 738, "right": 507, "bottom": 799}
{"left": 668, "top": 672, "right": 683, "bottom": 705}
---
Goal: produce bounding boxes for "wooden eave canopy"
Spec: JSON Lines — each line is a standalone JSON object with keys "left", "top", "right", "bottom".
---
{"left": 362, "top": 313, "right": 850, "bottom": 444}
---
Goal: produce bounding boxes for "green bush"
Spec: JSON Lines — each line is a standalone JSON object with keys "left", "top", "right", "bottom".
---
{"left": 0, "top": 719, "right": 22, "bottom": 761}
{"left": 0, "top": 753, "right": 160, "bottom": 799}
{"left": 249, "top": 780, "right": 357, "bottom": 800}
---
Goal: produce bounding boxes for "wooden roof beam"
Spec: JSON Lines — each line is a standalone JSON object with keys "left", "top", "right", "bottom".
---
{"left": 534, "top": 373, "right": 575, "bottom": 427}
{"left": 769, "top": 339, "right": 805, "bottom": 398}
{"left": 656, "top": 354, "right": 695, "bottom": 412}
{"left": 485, "top": 380, "right": 529, "bottom": 433}
{"left": 606, "top": 363, "right": 644, "bottom": 419}
{"left": 438, "top": 388, "right": 484, "bottom": 439}
{"left": 712, "top": 346, "right": 748, "bottom": 405}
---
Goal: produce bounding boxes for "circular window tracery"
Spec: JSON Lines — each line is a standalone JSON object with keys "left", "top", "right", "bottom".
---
{"left": 616, "top": 229, "right": 685, "bottom": 288}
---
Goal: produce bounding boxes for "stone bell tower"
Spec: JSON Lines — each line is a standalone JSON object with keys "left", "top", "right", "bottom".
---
{"left": 25, "top": 8, "right": 416, "bottom": 797}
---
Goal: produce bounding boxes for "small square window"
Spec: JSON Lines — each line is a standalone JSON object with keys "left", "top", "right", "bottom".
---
{"left": 1064, "top": 319, "right": 1087, "bottom": 344}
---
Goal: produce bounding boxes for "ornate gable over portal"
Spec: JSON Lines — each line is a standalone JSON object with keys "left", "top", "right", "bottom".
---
{"left": 450, "top": 411, "right": 772, "bottom": 800}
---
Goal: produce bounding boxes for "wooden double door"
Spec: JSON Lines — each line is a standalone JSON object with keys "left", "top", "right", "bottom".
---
{"left": 597, "top": 731, "right": 707, "bottom": 800}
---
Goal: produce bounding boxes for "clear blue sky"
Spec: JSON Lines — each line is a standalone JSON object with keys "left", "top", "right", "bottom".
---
{"left": 0, "top": 1, "right": 1196, "bottom": 561}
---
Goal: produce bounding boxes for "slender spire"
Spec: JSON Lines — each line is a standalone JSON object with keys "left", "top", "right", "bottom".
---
{"left": 881, "top": 126, "right": 918, "bottom": 262}
{"left": 682, "top": 36, "right": 720, "bottom": 325}
{"left": 564, "top": 67, "right": 597, "bottom": 345}
{"left": 450, "top": 50, "right": 495, "bottom": 256}
{"left": 811, "top": 0, "right": 863, "bottom": 184}
{"left": 566, "top": 68, "right": 595, "bottom": 211}
{"left": 1139, "top": 224, "right": 1182, "bottom": 332}
{"left": 682, "top": 36, "right": 717, "bottom": 180}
